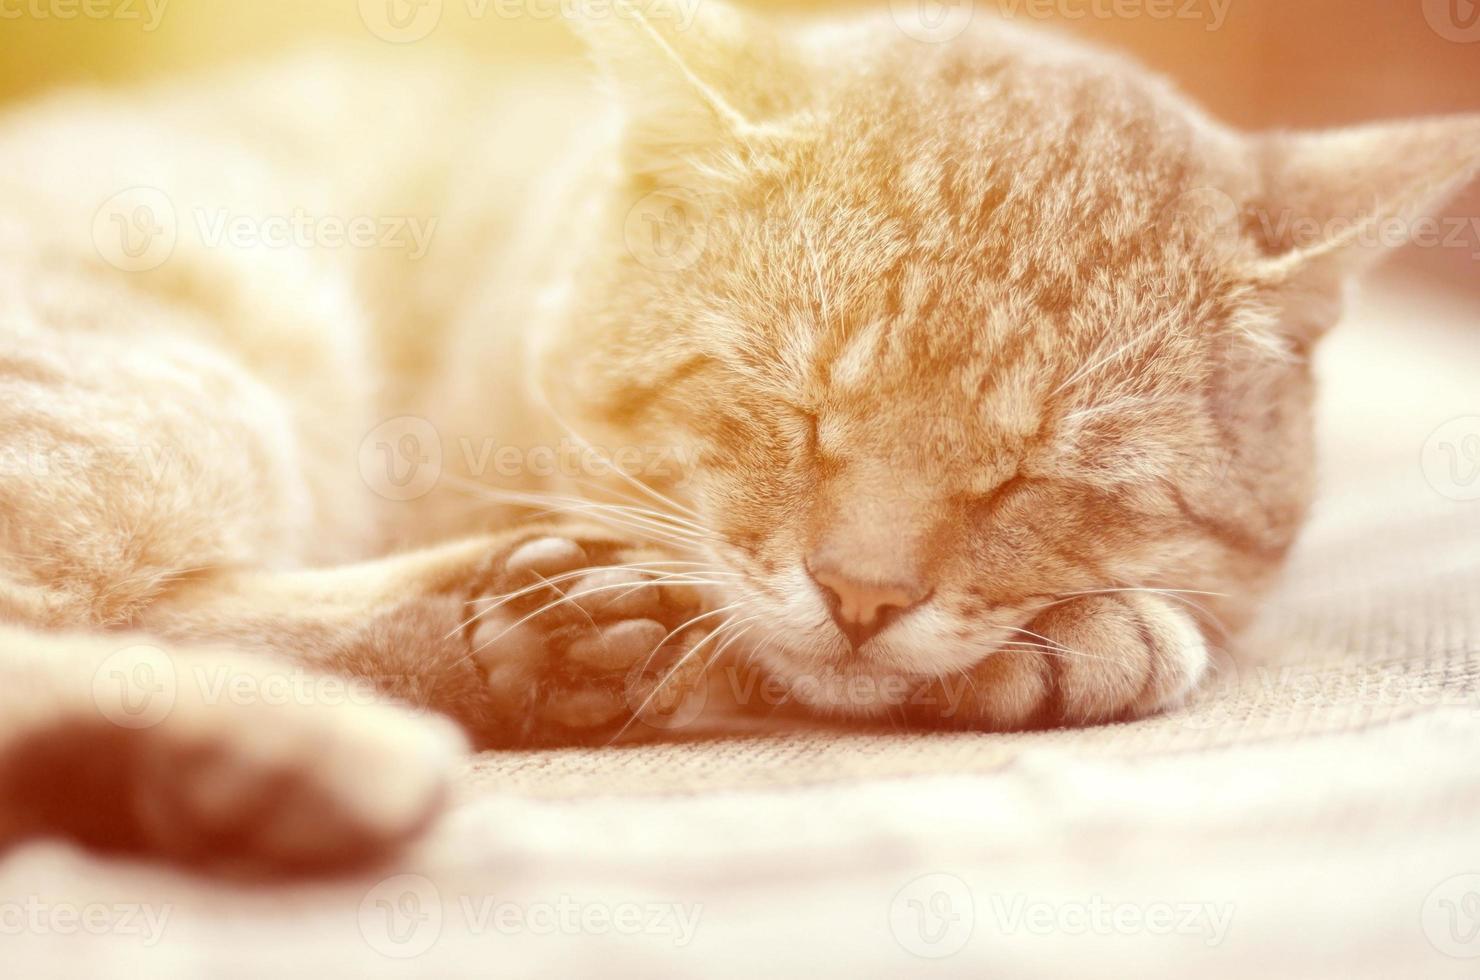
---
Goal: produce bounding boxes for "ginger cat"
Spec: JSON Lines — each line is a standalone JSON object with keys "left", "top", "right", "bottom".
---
{"left": 0, "top": 0, "right": 1476, "bottom": 872}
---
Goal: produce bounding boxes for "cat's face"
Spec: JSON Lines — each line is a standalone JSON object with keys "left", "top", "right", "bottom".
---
{"left": 544, "top": 3, "right": 1480, "bottom": 714}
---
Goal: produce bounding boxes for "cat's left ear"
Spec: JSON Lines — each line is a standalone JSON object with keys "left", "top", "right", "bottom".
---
{"left": 568, "top": 0, "right": 806, "bottom": 183}
{"left": 1245, "top": 115, "right": 1480, "bottom": 295}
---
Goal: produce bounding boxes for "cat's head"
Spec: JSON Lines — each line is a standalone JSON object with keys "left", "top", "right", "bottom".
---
{"left": 540, "top": 0, "right": 1480, "bottom": 715}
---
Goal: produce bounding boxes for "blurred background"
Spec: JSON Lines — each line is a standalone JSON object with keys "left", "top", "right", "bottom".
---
{"left": 2, "top": 0, "right": 1478, "bottom": 288}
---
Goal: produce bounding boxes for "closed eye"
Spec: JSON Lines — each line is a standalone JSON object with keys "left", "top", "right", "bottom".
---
{"left": 963, "top": 473, "right": 1028, "bottom": 519}
{"left": 784, "top": 406, "right": 821, "bottom": 461}
{"left": 800, "top": 409, "right": 820, "bottom": 455}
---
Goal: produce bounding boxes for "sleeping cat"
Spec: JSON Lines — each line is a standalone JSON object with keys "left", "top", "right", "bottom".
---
{"left": 0, "top": 0, "right": 1475, "bottom": 871}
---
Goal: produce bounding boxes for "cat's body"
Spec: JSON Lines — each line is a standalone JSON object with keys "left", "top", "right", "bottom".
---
{"left": 0, "top": 53, "right": 595, "bottom": 562}
{"left": 0, "top": 2, "right": 1476, "bottom": 871}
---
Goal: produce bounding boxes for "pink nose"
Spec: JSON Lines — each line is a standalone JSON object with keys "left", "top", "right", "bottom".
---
{"left": 807, "top": 562, "right": 930, "bottom": 650}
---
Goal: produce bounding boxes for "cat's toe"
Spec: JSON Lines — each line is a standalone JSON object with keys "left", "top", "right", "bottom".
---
{"left": 465, "top": 529, "right": 712, "bottom": 744}
{"left": 910, "top": 594, "right": 1208, "bottom": 731}
{"left": 1043, "top": 594, "right": 1208, "bottom": 721}
{"left": 135, "top": 700, "right": 462, "bottom": 872}
{"left": 3, "top": 685, "right": 464, "bottom": 875}
{"left": 472, "top": 530, "right": 700, "bottom": 624}
{"left": 503, "top": 535, "right": 590, "bottom": 580}
{"left": 1031, "top": 594, "right": 1209, "bottom": 725}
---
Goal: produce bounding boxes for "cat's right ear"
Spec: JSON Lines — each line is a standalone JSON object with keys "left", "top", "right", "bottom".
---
{"left": 567, "top": 0, "right": 807, "bottom": 184}
{"left": 1242, "top": 116, "right": 1480, "bottom": 341}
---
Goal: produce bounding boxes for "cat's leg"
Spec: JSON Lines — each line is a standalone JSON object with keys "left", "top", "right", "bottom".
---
{"left": 909, "top": 594, "right": 1210, "bottom": 729}
{"left": 0, "top": 316, "right": 709, "bottom": 869}
{"left": 138, "top": 524, "right": 717, "bottom": 748}
{"left": 0, "top": 323, "right": 472, "bottom": 871}
{"left": 0, "top": 624, "right": 464, "bottom": 872}
{"left": 458, "top": 527, "right": 716, "bottom": 744}
{"left": 0, "top": 323, "right": 360, "bottom": 628}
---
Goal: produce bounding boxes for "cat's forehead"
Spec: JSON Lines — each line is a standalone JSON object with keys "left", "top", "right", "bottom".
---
{"left": 688, "top": 33, "right": 1249, "bottom": 417}
{"left": 735, "top": 114, "right": 1232, "bottom": 354}
{"left": 795, "top": 52, "right": 1230, "bottom": 262}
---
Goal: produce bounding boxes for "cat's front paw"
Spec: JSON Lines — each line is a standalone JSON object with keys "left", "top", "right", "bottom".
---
{"left": 464, "top": 530, "right": 714, "bottom": 744}
{"left": 3, "top": 650, "right": 465, "bottom": 875}
{"left": 912, "top": 593, "right": 1208, "bottom": 730}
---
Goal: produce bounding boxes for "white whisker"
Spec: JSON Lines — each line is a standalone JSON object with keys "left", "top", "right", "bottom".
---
{"left": 447, "top": 563, "right": 736, "bottom": 640}
{"left": 612, "top": 614, "right": 761, "bottom": 743}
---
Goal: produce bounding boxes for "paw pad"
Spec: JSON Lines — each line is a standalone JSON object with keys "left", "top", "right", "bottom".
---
{"left": 465, "top": 531, "right": 715, "bottom": 742}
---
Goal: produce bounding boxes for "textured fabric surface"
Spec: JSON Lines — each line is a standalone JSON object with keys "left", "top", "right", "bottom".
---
{"left": 4, "top": 275, "right": 1479, "bottom": 978}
